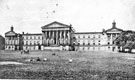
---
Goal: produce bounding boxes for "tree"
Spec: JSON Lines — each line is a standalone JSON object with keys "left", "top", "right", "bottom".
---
{"left": 115, "top": 31, "right": 135, "bottom": 52}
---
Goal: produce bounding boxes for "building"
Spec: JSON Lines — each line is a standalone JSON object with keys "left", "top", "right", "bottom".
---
{"left": 41, "top": 21, "right": 75, "bottom": 50}
{"left": 22, "top": 33, "right": 43, "bottom": 50}
{"left": 4, "top": 21, "right": 124, "bottom": 52}
{"left": 0, "top": 35, "right": 5, "bottom": 50}
{"left": 74, "top": 21, "right": 123, "bottom": 51}
{"left": 5, "top": 26, "right": 22, "bottom": 50}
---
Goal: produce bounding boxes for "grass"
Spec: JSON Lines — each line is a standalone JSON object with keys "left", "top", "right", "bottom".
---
{"left": 0, "top": 50, "right": 135, "bottom": 79}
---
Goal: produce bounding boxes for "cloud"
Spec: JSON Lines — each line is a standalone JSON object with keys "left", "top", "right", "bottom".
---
{"left": 0, "top": 0, "right": 135, "bottom": 36}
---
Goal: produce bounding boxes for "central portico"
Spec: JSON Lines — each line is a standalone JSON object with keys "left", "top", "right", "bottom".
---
{"left": 41, "top": 21, "right": 75, "bottom": 50}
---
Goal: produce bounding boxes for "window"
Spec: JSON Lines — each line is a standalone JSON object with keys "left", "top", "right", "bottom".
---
{"left": 30, "top": 36, "right": 32, "bottom": 39}
{"left": 26, "top": 41, "right": 28, "bottom": 45}
{"left": 30, "top": 41, "right": 32, "bottom": 45}
{"left": 93, "top": 35, "right": 95, "bottom": 38}
{"left": 83, "top": 36, "right": 85, "bottom": 38}
{"left": 26, "top": 36, "right": 28, "bottom": 39}
{"left": 98, "top": 40, "right": 100, "bottom": 42}
{"left": 98, "top": 35, "right": 101, "bottom": 38}
{"left": 88, "top": 35, "right": 90, "bottom": 38}
{"left": 83, "top": 43, "right": 85, "bottom": 45}
{"left": 78, "top": 36, "right": 80, "bottom": 38}
{"left": 112, "top": 41, "right": 115, "bottom": 44}
{"left": 108, "top": 47, "right": 110, "bottom": 49}
{"left": 108, "top": 42, "right": 110, "bottom": 45}
{"left": 98, "top": 43, "right": 100, "bottom": 45}
{"left": 38, "top": 36, "right": 40, "bottom": 39}
{"left": 93, "top": 43, "right": 95, "bottom": 45}
{"left": 88, "top": 43, "right": 90, "bottom": 45}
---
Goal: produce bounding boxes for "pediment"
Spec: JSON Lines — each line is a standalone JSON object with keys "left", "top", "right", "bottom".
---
{"left": 41, "top": 21, "right": 70, "bottom": 29}
{"left": 108, "top": 29, "right": 121, "bottom": 32}
{"left": 5, "top": 31, "right": 17, "bottom": 36}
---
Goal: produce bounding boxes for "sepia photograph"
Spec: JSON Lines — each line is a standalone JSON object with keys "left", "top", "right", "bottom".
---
{"left": 0, "top": 0, "right": 135, "bottom": 79}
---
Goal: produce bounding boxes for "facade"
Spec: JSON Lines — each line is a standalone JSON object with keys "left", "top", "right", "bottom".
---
{"left": 0, "top": 35, "right": 5, "bottom": 50}
{"left": 22, "top": 33, "right": 43, "bottom": 50}
{"left": 74, "top": 21, "right": 123, "bottom": 51}
{"left": 5, "top": 26, "right": 22, "bottom": 50}
{"left": 4, "top": 21, "right": 124, "bottom": 52}
{"left": 41, "top": 21, "right": 75, "bottom": 50}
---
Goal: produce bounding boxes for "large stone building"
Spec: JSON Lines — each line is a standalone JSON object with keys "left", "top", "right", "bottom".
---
{"left": 22, "top": 33, "right": 43, "bottom": 50}
{"left": 4, "top": 21, "right": 124, "bottom": 51}
{"left": 41, "top": 21, "right": 75, "bottom": 50}
{"left": 74, "top": 21, "right": 123, "bottom": 51}
{"left": 5, "top": 26, "right": 23, "bottom": 50}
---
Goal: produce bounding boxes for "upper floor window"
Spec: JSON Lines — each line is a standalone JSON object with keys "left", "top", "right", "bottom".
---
{"left": 83, "top": 43, "right": 85, "bottom": 45}
{"left": 83, "top": 36, "right": 85, "bottom": 38}
{"left": 98, "top": 35, "right": 101, "bottom": 38}
{"left": 30, "top": 36, "right": 32, "bottom": 39}
{"left": 78, "top": 36, "right": 80, "bottom": 38}
{"left": 88, "top": 35, "right": 90, "bottom": 38}
{"left": 38, "top": 36, "right": 40, "bottom": 39}
{"left": 26, "top": 36, "right": 28, "bottom": 39}
{"left": 93, "top": 35, "right": 95, "bottom": 38}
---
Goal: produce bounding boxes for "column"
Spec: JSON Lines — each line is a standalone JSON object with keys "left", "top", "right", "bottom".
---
{"left": 64, "top": 30, "right": 66, "bottom": 44}
{"left": 44, "top": 31, "right": 46, "bottom": 45}
{"left": 67, "top": 31, "right": 70, "bottom": 45}
{"left": 52, "top": 31, "right": 54, "bottom": 45}
{"left": 56, "top": 31, "right": 58, "bottom": 45}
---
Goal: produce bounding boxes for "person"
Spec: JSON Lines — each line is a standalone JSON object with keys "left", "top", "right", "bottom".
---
{"left": 21, "top": 50, "right": 23, "bottom": 54}
{"left": 30, "top": 57, "right": 33, "bottom": 61}
{"left": 36, "top": 57, "right": 41, "bottom": 61}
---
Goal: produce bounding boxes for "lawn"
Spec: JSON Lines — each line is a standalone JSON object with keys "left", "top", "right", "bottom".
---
{"left": 0, "top": 50, "right": 135, "bottom": 80}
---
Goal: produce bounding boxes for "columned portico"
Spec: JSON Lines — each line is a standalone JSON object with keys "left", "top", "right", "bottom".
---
{"left": 42, "top": 30, "right": 71, "bottom": 46}
{"left": 41, "top": 21, "right": 75, "bottom": 50}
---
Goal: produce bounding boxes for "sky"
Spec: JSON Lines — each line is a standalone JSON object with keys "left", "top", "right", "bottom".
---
{"left": 0, "top": 0, "right": 135, "bottom": 36}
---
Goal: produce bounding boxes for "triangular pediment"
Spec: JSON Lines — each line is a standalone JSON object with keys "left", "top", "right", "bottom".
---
{"left": 108, "top": 29, "right": 121, "bottom": 32}
{"left": 5, "top": 31, "right": 17, "bottom": 36}
{"left": 106, "top": 27, "right": 123, "bottom": 33}
{"left": 41, "top": 21, "right": 71, "bottom": 29}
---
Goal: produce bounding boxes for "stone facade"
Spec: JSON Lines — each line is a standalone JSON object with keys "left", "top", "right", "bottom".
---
{"left": 22, "top": 33, "right": 43, "bottom": 50}
{"left": 4, "top": 21, "right": 124, "bottom": 51}
{"left": 5, "top": 26, "right": 22, "bottom": 50}
{"left": 74, "top": 21, "right": 123, "bottom": 52}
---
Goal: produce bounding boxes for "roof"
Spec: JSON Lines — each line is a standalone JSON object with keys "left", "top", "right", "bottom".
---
{"left": 74, "top": 32, "right": 102, "bottom": 34}
{"left": 22, "top": 33, "right": 42, "bottom": 36}
{"left": 5, "top": 31, "right": 17, "bottom": 37}
{"left": 41, "top": 21, "right": 71, "bottom": 29}
{"left": 105, "top": 21, "right": 123, "bottom": 32}
{"left": 105, "top": 27, "right": 123, "bottom": 32}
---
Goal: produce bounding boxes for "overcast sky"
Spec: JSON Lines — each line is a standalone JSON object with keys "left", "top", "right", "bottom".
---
{"left": 0, "top": 0, "right": 135, "bottom": 36}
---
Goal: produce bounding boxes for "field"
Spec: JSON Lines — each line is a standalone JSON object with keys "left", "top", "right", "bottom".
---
{"left": 0, "top": 50, "right": 135, "bottom": 80}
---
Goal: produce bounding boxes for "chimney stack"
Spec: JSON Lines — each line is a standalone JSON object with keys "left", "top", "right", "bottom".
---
{"left": 112, "top": 20, "right": 116, "bottom": 28}
{"left": 22, "top": 32, "right": 24, "bottom": 34}
{"left": 11, "top": 25, "right": 14, "bottom": 31}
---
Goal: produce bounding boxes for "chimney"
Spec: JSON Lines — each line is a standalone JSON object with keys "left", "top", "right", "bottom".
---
{"left": 22, "top": 32, "right": 24, "bottom": 34}
{"left": 112, "top": 20, "right": 116, "bottom": 28}
{"left": 11, "top": 25, "right": 14, "bottom": 31}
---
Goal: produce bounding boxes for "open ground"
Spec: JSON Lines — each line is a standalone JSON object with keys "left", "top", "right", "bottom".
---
{"left": 0, "top": 50, "right": 135, "bottom": 80}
